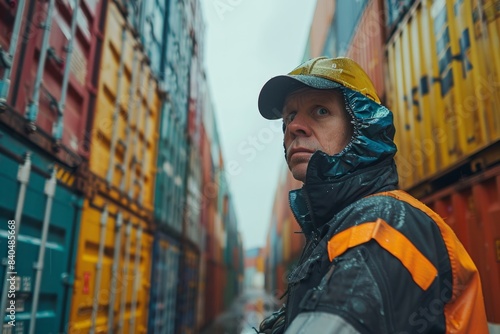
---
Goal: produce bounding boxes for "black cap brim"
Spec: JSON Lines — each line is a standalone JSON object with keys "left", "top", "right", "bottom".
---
{"left": 258, "top": 75, "right": 342, "bottom": 119}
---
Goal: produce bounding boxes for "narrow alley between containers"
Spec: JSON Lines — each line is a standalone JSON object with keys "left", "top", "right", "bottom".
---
{"left": 1, "top": 0, "right": 500, "bottom": 333}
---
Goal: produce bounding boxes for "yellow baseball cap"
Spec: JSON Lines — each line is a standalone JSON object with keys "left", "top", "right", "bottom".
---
{"left": 258, "top": 57, "right": 381, "bottom": 119}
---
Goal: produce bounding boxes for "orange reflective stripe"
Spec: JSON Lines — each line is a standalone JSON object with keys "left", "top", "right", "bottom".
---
{"left": 373, "top": 190, "right": 488, "bottom": 333}
{"left": 327, "top": 218, "right": 438, "bottom": 291}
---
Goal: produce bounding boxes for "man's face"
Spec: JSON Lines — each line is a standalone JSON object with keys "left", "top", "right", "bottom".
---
{"left": 283, "top": 88, "right": 353, "bottom": 182}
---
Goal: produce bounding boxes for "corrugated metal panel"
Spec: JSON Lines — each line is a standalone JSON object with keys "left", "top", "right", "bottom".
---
{"left": 346, "top": 0, "right": 386, "bottom": 99}
{"left": 176, "top": 246, "right": 199, "bottom": 334}
{"left": 186, "top": 145, "right": 202, "bottom": 245}
{"left": 223, "top": 268, "right": 239, "bottom": 309}
{"left": 148, "top": 232, "right": 180, "bottom": 334}
{"left": 484, "top": 0, "right": 500, "bottom": 91}
{"left": 155, "top": 99, "right": 188, "bottom": 233}
{"left": 385, "top": 0, "right": 416, "bottom": 35}
{"left": 69, "top": 198, "right": 153, "bottom": 333}
{"left": 0, "top": 131, "right": 83, "bottom": 333}
{"left": 308, "top": 0, "right": 336, "bottom": 58}
{"left": 203, "top": 261, "right": 225, "bottom": 327}
{"left": 385, "top": 0, "right": 500, "bottom": 190}
{"left": 0, "top": 0, "right": 105, "bottom": 159}
{"left": 91, "top": 2, "right": 159, "bottom": 212}
{"left": 323, "top": 0, "right": 369, "bottom": 56}
{"left": 160, "top": 0, "right": 192, "bottom": 130}
{"left": 422, "top": 165, "right": 500, "bottom": 325}
{"left": 138, "top": 0, "right": 167, "bottom": 77}
{"left": 196, "top": 227, "right": 207, "bottom": 329}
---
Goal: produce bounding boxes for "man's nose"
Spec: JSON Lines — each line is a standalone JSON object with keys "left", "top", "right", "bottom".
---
{"left": 287, "top": 113, "right": 311, "bottom": 137}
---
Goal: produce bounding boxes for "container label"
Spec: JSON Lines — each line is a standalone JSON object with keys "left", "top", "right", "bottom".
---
{"left": 83, "top": 271, "right": 91, "bottom": 294}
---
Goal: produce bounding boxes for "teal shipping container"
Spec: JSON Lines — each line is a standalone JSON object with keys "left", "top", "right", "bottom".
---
{"left": 0, "top": 127, "right": 82, "bottom": 333}
{"left": 138, "top": 0, "right": 168, "bottom": 78}
{"left": 155, "top": 100, "right": 188, "bottom": 234}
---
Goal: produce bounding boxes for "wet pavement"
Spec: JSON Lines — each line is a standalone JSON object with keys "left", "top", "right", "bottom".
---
{"left": 201, "top": 288, "right": 281, "bottom": 334}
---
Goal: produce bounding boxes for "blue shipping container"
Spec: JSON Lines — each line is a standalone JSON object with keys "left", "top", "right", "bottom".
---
{"left": 175, "top": 246, "right": 199, "bottom": 334}
{"left": 148, "top": 232, "right": 180, "bottom": 334}
{"left": 0, "top": 128, "right": 82, "bottom": 334}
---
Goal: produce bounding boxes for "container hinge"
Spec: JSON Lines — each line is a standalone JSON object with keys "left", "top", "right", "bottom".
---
{"left": 47, "top": 47, "right": 64, "bottom": 67}
{"left": 0, "top": 46, "right": 12, "bottom": 69}
{"left": 61, "top": 273, "right": 75, "bottom": 286}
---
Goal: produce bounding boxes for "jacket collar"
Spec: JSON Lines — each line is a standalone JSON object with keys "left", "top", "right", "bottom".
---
{"left": 289, "top": 158, "right": 398, "bottom": 239}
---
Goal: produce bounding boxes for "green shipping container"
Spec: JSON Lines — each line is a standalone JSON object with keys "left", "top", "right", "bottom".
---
{"left": 0, "top": 128, "right": 82, "bottom": 333}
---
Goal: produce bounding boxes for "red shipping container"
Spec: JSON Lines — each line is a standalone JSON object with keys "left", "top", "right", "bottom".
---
{"left": 0, "top": 0, "right": 106, "bottom": 161}
{"left": 422, "top": 165, "right": 500, "bottom": 325}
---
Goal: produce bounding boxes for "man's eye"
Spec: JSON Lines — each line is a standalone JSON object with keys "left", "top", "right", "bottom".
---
{"left": 315, "top": 107, "right": 328, "bottom": 116}
{"left": 284, "top": 113, "right": 295, "bottom": 124}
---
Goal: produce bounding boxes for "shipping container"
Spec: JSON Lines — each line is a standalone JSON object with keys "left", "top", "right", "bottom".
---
{"left": 421, "top": 164, "right": 500, "bottom": 330}
{"left": 160, "top": 0, "right": 193, "bottom": 130}
{"left": 322, "top": 0, "right": 370, "bottom": 56}
{"left": 385, "top": 0, "right": 500, "bottom": 192}
{"left": 0, "top": 0, "right": 107, "bottom": 160}
{"left": 224, "top": 268, "right": 238, "bottom": 309}
{"left": 68, "top": 198, "right": 153, "bottom": 333}
{"left": 263, "top": 163, "right": 306, "bottom": 300}
{"left": 307, "top": 0, "right": 336, "bottom": 58}
{"left": 185, "top": 145, "right": 202, "bottom": 245}
{"left": 203, "top": 260, "right": 225, "bottom": 328}
{"left": 155, "top": 99, "right": 188, "bottom": 235}
{"left": 137, "top": 0, "right": 168, "bottom": 78}
{"left": 90, "top": 2, "right": 160, "bottom": 214}
{"left": 384, "top": 0, "right": 416, "bottom": 35}
{"left": 175, "top": 245, "right": 199, "bottom": 334}
{"left": 196, "top": 226, "right": 207, "bottom": 329}
{"left": 0, "top": 127, "right": 83, "bottom": 333}
{"left": 148, "top": 232, "right": 180, "bottom": 334}
{"left": 346, "top": 0, "right": 386, "bottom": 100}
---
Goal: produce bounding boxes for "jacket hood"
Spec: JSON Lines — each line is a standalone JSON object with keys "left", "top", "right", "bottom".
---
{"left": 305, "top": 86, "right": 397, "bottom": 181}
{"left": 290, "top": 87, "right": 399, "bottom": 236}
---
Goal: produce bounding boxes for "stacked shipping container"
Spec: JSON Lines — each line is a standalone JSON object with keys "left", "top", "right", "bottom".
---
{"left": 263, "top": 164, "right": 304, "bottom": 301}
{"left": 0, "top": 0, "right": 106, "bottom": 332}
{"left": 384, "top": 0, "right": 500, "bottom": 329}
{"left": 199, "top": 91, "right": 244, "bottom": 330}
{"left": 0, "top": 0, "right": 244, "bottom": 333}
{"left": 265, "top": 0, "right": 500, "bottom": 331}
{"left": 68, "top": 1, "right": 158, "bottom": 332}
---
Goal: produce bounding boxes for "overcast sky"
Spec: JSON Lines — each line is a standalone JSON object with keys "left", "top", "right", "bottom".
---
{"left": 200, "top": 1, "right": 317, "bottom": 249}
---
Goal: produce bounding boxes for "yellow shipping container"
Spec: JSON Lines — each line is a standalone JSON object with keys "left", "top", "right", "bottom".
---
{"left": 68, "top": 197, "right": 153, "bottom": 333}
{"left": 385, "top": 0, "right": 500, "bottom": 190}
{"left": 90, "top": 2, "right": 160, "bottom": 212}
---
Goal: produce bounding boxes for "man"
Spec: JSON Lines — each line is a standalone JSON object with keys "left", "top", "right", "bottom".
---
{"left": 256, "top": 57, "right": 488, "bottom": 333}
